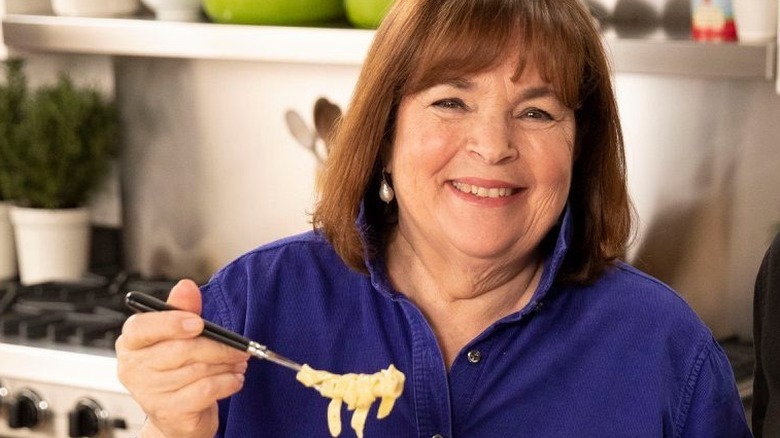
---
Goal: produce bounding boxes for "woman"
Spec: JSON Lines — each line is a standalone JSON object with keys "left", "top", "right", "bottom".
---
{"left": 116, "top": 0, "right": 751, "bottom": 436}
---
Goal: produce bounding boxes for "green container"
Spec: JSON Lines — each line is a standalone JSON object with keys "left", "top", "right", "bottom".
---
{"left": 345, "top": 0, "right": 394, "bottom": 29}
{"left": 202, "top": 0, "right": 345, "bottom": 25}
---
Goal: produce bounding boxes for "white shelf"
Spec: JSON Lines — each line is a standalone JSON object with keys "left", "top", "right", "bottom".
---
{"left": 607, "top": 36, "right": 776, "bottom": 79}
{"left": 2, "top": 14, "right": 375, "bottom": 65}
{"left": 1, "top": 13, "right": 776, "bottom": 79}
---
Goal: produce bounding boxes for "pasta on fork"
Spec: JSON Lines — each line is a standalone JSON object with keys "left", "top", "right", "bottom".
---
{"left": 296, "top": 364, "right": 405, "bottom": 437}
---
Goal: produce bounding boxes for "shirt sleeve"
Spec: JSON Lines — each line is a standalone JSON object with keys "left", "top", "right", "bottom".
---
{"left": 676, "top": 339, "right": 752, "bottom": 438}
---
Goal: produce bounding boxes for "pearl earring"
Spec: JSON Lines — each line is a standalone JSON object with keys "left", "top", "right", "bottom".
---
{"left": 379, "top": 172, "right": 395, "bottom": 203}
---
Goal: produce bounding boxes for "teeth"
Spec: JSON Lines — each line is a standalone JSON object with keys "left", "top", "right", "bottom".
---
{"left": 452, "top": 182, "right": 515, "bottom": 198}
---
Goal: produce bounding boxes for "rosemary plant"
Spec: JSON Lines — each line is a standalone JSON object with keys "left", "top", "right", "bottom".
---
{"left": 0, "top": 62, "right": 119, "bottom": 209}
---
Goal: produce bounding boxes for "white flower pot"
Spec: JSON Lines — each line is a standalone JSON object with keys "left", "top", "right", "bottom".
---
{"left": 141, "top": 0, "right": 202, "bottom": 21}
{"left": 51, "top": 0, "right": 140, "bottom": 17}
{"left": 9, "top": 206, "right": 91, "bottom": 285}
{"left": 0, "top": 201, "right": 18, "bottom": 281}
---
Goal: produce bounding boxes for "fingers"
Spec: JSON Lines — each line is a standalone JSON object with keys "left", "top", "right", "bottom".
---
{"left": 118, "top": 341, "right": 248, "bottom": 405}
{"left": 145, "top": 361, "right": 248, "bottom": 394}
{"left": 167, "top": 279, "right": 203, "bottom": 314}
{"left": 119, "top": 334, "right": 249, "bottom": 372}
{"left": 118, "top": 279, "right": 205, "bottom": 354}
{"left": 118, "top": 279, "right": 205, "bottom": 351}
{"left": 117, "top": 310, "right": 203, "bottom": 351}
{"left": 119, "top": 361, "right": 247, "bottom": 409}
{"left": 115, "top": 279, "right": 251, "bottom": 438}
{"left": 152, "top": 370, "right": 247, "bottom": 414}
{"left": 116, "top": 278, "right": 249, "bottom": 371}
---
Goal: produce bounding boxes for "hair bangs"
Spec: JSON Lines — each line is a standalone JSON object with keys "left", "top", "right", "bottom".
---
{"left": 513, "top": 4, "right": 590, "bottom": 111}
{"left": 402, "top": 2, "right": 519, "bottom": 95}
{"left": 401, "top": 1, "right": 589, "bottom": 111}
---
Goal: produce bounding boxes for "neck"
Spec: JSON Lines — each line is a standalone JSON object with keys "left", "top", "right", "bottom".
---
{"left": 384, "top": 231, "right": 544, "bottom": 368}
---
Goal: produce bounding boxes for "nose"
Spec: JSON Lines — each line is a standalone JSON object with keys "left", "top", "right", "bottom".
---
{"left": 466, "top": 114, "right": 519, "bottom": 164}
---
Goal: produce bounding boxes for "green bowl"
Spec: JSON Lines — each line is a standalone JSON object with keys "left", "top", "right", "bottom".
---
{"left": 345, "top": 0, "right": 394, "bottom": 29}
{"left": 202, "top": 0, "right": 345, "bottom": 25}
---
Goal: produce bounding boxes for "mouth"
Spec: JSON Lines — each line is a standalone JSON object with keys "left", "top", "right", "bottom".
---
{"left": 451, "top": 181, "right": 519, "bottom": 199}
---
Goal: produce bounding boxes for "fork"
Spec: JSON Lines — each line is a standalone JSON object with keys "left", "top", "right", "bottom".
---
{"left": 124, "top": 291, "right": 303, "bottom": 372}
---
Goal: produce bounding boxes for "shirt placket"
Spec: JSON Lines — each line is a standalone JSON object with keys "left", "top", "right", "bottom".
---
{"left": 400, "top": 300, "right": 453, "bottom": 438}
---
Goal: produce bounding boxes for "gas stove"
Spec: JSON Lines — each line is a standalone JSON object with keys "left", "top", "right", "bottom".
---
{"left": 0, "top": 273, "right": 175, "bottom": 438}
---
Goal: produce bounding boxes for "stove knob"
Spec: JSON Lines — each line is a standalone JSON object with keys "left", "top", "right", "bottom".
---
{"left": 68, "top": 398, "right": 107, "bottom": 438}
{"left": 7, "top": 389, "right": 48, "bottom": 429}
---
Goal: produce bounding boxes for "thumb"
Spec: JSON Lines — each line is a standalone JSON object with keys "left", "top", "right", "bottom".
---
{"left": 166, "top": 279, "right": 203, "bottom": 315}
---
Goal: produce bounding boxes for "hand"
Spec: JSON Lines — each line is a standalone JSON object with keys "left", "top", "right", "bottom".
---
{"left": 116, "top": 279, "right": 250, "bottom": 438}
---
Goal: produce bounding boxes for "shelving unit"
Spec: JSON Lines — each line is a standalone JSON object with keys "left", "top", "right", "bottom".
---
{"left": 1, "top": 14, "right": 374, "bottom": 65}
{"left": 0, "top": 13, "right": 776, "bottom": 79}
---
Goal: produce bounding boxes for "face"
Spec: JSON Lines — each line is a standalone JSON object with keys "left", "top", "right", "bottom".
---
{"left": 386, "top": 57, "right": 575, "bottom": 265}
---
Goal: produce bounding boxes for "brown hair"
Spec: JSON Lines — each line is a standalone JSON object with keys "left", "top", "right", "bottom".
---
{"left": 312, "top": 0, "right": 633, "bottom": 284}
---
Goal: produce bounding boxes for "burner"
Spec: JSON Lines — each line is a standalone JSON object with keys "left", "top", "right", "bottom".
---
{"left": 0, "top": 273, "right": 174, "bottom": 350}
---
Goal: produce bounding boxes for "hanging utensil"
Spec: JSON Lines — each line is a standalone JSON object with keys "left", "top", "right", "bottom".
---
{"left": 284, "top": 109, "right": 326, "bottom": 163}
{"left": 313, "top": 97, "right": 342, "bottom": 154}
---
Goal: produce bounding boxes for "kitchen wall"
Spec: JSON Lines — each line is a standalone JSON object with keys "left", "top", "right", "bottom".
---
{"left": 114, "top": 58, "right": 360, "bottom": 282}
{"left": 617, "top": 74, "right": 780, "bottom": 339}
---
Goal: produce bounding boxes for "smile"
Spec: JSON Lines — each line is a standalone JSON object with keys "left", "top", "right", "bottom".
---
{"left": 451, "top": 181, "right": 518, "bottom": 198}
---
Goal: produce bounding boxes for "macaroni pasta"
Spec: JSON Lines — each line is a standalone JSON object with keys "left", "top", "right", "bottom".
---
{"left": 296, "top": 364, "right": 405, "bottom": 437}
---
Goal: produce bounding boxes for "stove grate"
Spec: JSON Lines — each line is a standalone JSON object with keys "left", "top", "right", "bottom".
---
{"left": 0, "top": 273, "right": 174, "bottom": 351}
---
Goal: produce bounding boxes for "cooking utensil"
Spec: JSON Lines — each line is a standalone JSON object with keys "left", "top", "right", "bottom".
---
{"left": 313, "top": 97, "right": 341, "bottom": 153}
{"left": 124, "top": 291, "right": 303, "bottom": 372}
{"left": 285, "top": 109, "right": 326, "bottom": 163}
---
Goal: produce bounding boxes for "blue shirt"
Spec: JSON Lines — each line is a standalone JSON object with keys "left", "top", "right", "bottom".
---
{"left": 201, "top": 210, "right": 750, "bottom": 437}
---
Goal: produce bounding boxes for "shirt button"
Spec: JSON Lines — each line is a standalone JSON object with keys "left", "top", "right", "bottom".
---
{"left": 467, "top": 349, "right": 482, "bottom": 364}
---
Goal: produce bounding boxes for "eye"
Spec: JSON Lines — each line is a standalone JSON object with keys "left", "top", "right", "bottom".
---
{"left": 431, "top": 98, "right": 467, "bottom": 111}
{"left": 519, "top": 108, "right": 554, "bottom": 121}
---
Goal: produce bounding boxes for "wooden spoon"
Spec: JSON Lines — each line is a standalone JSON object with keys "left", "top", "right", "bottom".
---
{"left": 313, "top": 97, "right": 342, "bottom": 154}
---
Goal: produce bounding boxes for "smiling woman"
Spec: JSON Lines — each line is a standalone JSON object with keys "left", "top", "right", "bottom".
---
{"left": 317, "top": 0, "right": 626, "bottom": 286}
{"left": 115, "top": 1, "right": 751, "bottom": 437}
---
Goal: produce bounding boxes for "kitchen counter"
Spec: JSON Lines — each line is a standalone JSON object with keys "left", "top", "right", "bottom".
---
{"left": 0, "top": 13, "right": 776, "bottom": 79}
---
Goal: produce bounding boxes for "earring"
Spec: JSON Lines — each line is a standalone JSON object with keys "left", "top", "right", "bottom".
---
{"left": 379, "top": 171, "right": 395, "bottom": 203}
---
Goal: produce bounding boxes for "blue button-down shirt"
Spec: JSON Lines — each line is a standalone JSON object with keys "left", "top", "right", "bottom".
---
{"left": 202, "top": 209, "right": 750, "bottom": 437}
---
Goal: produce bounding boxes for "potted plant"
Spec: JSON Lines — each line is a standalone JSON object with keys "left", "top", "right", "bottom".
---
{"left": 0, "top": 60, "right": 119, "bottom": 285}
{"left": 0, "top": 59, "right": 27, "bottom": 281}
